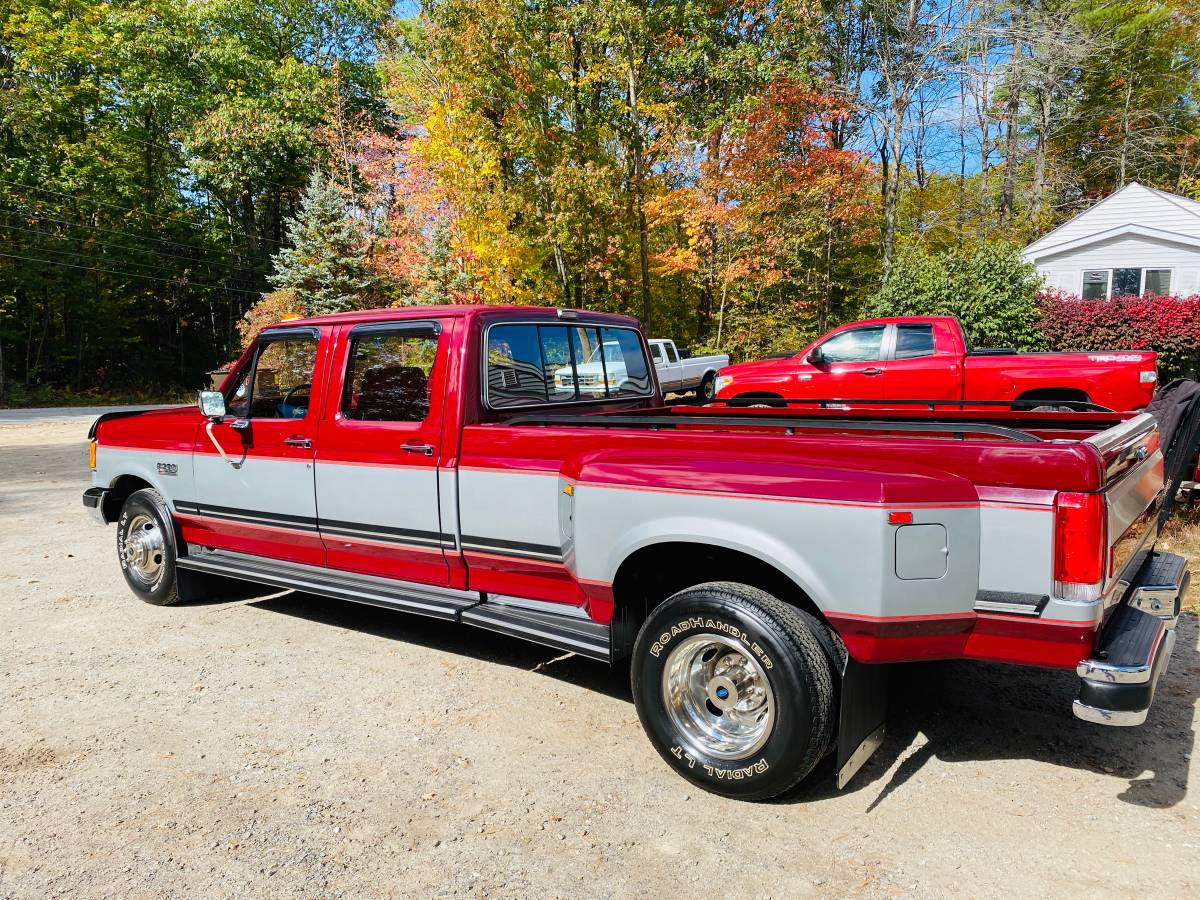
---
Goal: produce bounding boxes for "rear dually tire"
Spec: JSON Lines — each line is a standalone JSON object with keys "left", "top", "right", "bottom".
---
{"left": 631, "top": 582, "right": 835, "bottom": 800}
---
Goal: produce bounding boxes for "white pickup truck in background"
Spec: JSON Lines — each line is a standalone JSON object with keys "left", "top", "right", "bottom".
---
{"left": 649, "top": 339, "right": 729, "bottom": 400}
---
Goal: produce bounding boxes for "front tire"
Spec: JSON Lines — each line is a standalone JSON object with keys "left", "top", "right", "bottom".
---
{"left": 631, "top": 582, "right": 835, "bottom": 800}
{"left": 117, "top": 488, "right": 181, "bottom": 606}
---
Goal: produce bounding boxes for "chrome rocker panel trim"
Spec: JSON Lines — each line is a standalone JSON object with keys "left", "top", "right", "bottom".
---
{"left": 175, "top": 547, "right": 612, "bottom": 661}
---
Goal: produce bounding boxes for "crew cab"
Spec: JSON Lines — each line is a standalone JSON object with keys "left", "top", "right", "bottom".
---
{"left": 647, "top": 339, "right": 729, "bottom": 400}
{"left": 715, "top": 315, "right": 1158, "bottom": 411}
{"left": 84, "top": 305, "right": 1187, "bottom": 800}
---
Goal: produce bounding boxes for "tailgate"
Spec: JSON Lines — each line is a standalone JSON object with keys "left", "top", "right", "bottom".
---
{"left": 1087, "top": 414, "right": 1165, "bottom": 598}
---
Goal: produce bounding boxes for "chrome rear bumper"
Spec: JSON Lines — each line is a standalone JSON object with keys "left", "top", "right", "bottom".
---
{"left": 1073, "top": 551, "right": 1187, "bottom": 726}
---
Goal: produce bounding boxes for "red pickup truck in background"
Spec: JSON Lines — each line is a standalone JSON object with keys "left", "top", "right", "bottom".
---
{"left": 714, "top": 316, "right": 1158, "bottom": 411}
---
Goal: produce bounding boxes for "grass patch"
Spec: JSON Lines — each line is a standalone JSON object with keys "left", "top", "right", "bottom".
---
{"left": 0, "top": 385, "right": 188, "bottom": 409}
{"left": 1158, "top": 505, "right": 1200, "bottom": 613}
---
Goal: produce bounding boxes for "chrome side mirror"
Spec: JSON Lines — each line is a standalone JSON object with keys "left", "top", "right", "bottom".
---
{"left": 198, "top": 390, "right": 226, "bottom": 419}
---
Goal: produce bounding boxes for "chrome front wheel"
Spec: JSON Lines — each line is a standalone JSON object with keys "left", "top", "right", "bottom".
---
{"left": 117, "top": 488, "right": 180, "bottom": 605}
{"left": 122, "top": 513, "right": 166, "bottom": 587}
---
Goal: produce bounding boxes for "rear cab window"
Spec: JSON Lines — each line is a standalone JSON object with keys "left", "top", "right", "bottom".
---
{"left": 485, "top": 322, "right": 653, "bottom": 409}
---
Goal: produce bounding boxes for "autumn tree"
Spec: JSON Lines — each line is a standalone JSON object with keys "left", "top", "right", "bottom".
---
{"left": 269, "top": 170, "right": 375, "bottom": 315}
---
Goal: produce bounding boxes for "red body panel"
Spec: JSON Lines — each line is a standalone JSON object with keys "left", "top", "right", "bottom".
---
{"left": 715, "top": 315, "right": 1157, "bottom": 411}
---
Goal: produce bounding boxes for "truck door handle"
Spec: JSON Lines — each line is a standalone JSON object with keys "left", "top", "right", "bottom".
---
{"left": 402, "top": 441, "right": 435, "bottom": 456}
{"left": 860, "top": 367, "right": 883, "bottom": 376}
{"left": 283, "top": 435, "right": 312, "bottom": 449}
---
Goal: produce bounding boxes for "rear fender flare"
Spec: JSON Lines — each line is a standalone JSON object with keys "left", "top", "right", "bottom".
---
{"left": 600, "top": 515, "right": 835, "bottom": 613}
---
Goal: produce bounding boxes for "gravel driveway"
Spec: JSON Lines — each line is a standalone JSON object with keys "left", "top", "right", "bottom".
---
{"left": 1, "top": 418, "right": 1196, "bottom": 898}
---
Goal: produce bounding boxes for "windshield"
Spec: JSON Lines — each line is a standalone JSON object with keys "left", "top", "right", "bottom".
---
{"left": 586, "top": 341, "right": 625, "bottom": 364}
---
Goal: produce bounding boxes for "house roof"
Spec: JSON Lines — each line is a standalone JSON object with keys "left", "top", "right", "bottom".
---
{"left": 1022, "top": 182, "right": 1200, "bottom": 262}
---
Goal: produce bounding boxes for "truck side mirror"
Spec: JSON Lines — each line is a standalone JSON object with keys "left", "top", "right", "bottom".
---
{"left": 807, "top": 346, "right": 826, "bottom": 367}
{"left": 198, "top": 390, "right": 226, "bottom": 419}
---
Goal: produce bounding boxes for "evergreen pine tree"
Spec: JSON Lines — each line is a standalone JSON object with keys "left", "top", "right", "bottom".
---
{"left": 270, "top": 171, "right": 374, "bottom": 315}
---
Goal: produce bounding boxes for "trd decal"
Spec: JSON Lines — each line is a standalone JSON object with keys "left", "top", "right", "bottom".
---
{"left": 156, "top": 462, "right": 179, "bottom": 476}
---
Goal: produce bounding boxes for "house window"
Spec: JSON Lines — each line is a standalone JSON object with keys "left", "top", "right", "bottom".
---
{"left": 1112, "top": 268, "right": 1141, "bottom": 296}
{"left": 1144, "top": 269, "right": 1172, "bottom": 295}
{"left": 1082, "top": 270, "right": 1109, "bottom": 300}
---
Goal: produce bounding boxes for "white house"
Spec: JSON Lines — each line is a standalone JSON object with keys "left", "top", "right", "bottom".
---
{"left": 1021, "top": 182, "right": 1200, "bottom": 299}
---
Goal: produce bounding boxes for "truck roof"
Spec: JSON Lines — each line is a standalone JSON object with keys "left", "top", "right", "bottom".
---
{"left": 834, "top": 315, "right": 960, "bottom": 328}
{"left": 276, "top": 304, "right": 641, "bottom": 329}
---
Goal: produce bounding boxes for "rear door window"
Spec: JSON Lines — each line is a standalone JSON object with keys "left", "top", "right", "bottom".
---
{"left": 893, "top": 325, "right": 935, "bottom": 360}
{"left": 342, "top": 327, "right": 440, "bottom": 422}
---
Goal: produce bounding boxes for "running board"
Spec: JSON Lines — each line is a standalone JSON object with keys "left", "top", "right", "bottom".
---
{"left": 176, "top": 547, "right": 612, "bottom": 660}
{"left": 461, "top": 603, "right": 611, "bottom": 661}
{"left": 177, "top": 548, "right": 479, "bottom": 620}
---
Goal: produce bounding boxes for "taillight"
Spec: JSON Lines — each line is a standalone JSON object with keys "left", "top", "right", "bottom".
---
{"left": 1054, "top": 492, "right": 1107, "bottom": 594}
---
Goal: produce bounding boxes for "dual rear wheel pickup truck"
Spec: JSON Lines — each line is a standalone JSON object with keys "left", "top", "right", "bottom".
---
{"left": 85, "top": 305, "right": 1188, "bottom": 800}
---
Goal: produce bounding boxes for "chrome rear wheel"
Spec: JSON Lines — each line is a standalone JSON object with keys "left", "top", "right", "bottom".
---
{"left": 662, "top": 634, "right": 775, "bottom": 760}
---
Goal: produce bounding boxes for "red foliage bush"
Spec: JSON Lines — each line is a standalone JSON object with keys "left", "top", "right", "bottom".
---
{"left": 1036, "top": 291, "right": 1200, "bottom": 382}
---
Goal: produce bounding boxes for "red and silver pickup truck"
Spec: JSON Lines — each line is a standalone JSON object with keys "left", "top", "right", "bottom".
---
{"left": 84, "top": 305, "right": 1188, "bottom": 800}
{"left": 714, "top": 315, "right": 1158, "bottom": 411}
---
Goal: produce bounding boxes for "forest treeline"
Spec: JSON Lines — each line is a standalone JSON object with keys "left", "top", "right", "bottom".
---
{"left": 1, "top": 0, "right": 1197, "bottom": 400}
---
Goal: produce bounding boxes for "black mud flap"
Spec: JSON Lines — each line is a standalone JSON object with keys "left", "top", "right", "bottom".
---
{"left": 836, "top": 657, "right": 889, "bottom": 789}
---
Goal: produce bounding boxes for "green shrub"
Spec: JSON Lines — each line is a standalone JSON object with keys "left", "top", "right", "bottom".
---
{"left": 869, "top": 243, "right": 1045, "bottom": 350}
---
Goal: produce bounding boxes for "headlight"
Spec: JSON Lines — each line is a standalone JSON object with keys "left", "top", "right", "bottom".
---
{"left": 715, "top": 375, "right": 732, "bottom": 394}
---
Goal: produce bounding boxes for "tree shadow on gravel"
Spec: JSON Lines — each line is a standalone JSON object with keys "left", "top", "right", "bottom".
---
{"left": 784, "top": 614, "right": 1198, "bottom": 810}
{"left": 245, "top": 589, "right": 1196, "bottom": 809}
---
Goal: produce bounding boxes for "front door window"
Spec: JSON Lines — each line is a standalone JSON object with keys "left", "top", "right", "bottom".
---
{"left": 818, "top": 326, "right": 886, "bottom": 363}
{"left": 226, "top": 334, "right": 318, "bottom": 419}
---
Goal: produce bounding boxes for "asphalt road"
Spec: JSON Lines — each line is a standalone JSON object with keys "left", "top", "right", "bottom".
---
{"left": 0, "top": 404, "right": 165, "bottom": 425}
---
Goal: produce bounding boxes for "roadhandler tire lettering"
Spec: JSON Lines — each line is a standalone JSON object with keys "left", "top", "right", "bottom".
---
{"left": 650, "top": 618, "right": 774, "bottom": 670}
